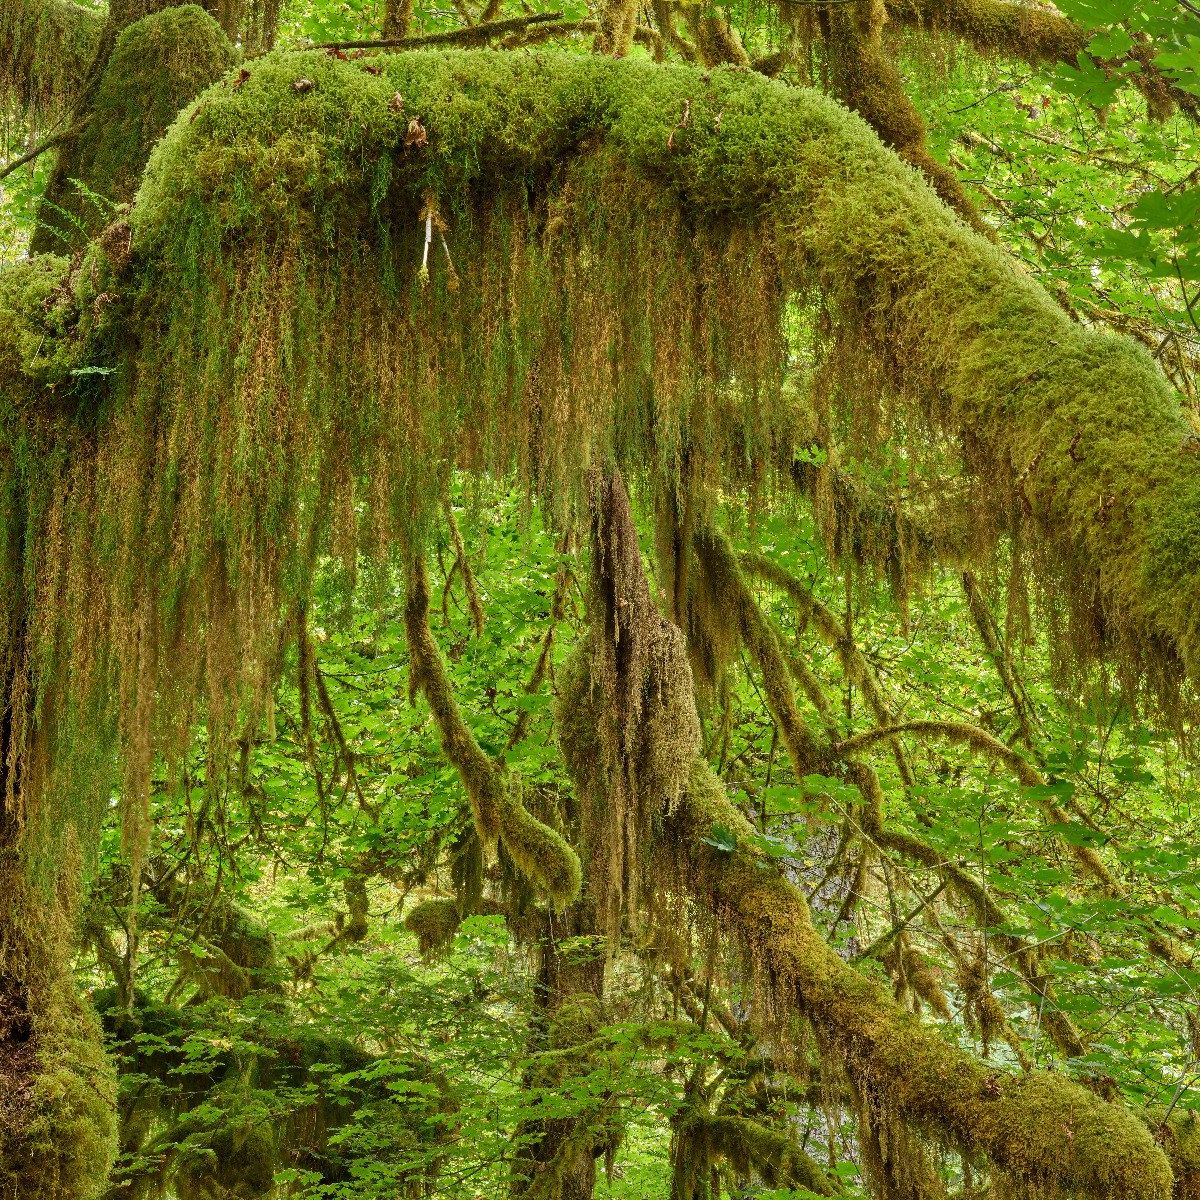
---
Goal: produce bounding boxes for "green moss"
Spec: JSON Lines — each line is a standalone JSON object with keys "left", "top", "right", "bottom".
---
{"left": 547, "top": 992, "right": 604, "bottom": 1049}
{"left": 1159, "top": 1109, "right": 1200, "bottom": 1200}
{"left": 33, "top": 5, "right": 236, "bottom": 254}
{"left": 706, "top": 1114, "right": 838, "bottom": 1195}
{"left": 403, "top": 896, "right": 461, "bottom": 955}
{"left": 498, "top": 785, "right": 583, "bottom": 911}
{"left": 0, "top": 859, "right": 118, "bottom": 1200}
{"left": 2, "top": 50, "right": 1197, "bottom": 1193}
{"left": 99, "top": 992, "right": 453, "bottom": 1198}
{"left": 891, "top": 0, "right": 1087, "bottom": 66}
{"left": 113, "top": 46, "right": 1200, "bottom": 707}
{"left": 0, "top": 985, "right": 118, "bottom": 1200}
{"left": 0, "top": 0, "right": 102, "bottom": 121}
{"left": 0, "top": 256, "right": 75, "bottom": 405}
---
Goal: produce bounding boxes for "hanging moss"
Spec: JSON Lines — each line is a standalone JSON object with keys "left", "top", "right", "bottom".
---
{"left": 705, "top": 1113, "right": 839, "bottom": 1195}
{"left": 889, "top": 0, "right": 1086, "bottom": 66}
{"left": 3, "top": 49, "right": 1198, "bottom": 1195}
{"left": 670, "top": 1102, "right": 840, "bottom": 1199}
{"left": 33, "top": 5, "right": 237, "bottom": 255}
{"left": 18, "top": 45, "right": 1177, "bottom": 840}
{"left": 556, "top": 473, "right": 701, "bottom": 939}
{"left": 404, "top": 896, "right": 462, "bottom": 955}
{"left": 0, "top": 0, "right": 102, "bottom": 122}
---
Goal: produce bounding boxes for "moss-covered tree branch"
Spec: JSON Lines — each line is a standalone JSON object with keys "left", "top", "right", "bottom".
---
{"left": 664, "top": 762, "right": 1174, "bottom": 1199}
{"left": 404, "top": 555, "right": 581, "bottom": 907}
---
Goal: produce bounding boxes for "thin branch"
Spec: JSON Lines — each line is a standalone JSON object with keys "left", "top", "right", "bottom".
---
{"left": 0, "top": 123, "right": 78, "bottom": 183}
{"left": 315, "top": 12, "right": 563, "bottom": 49}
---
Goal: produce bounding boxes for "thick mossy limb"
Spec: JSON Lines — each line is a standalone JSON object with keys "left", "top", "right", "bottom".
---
{"left": 0, "top": 0, "right": 102, "bottom": 121}
{"left": 405, "top": 556, "right": 504, "bottom": 842}
{"left": 888, "top": 0, "right": 1087, "bottom": 65}
{"left": 32, "top": 5, "right": 236, "bottom": 255}
{"left": 889, "top": 0, "right": 1195, "bottom": 119}
{"left": 405, "top": 557, "right": 581, "bottom": 908}
{"left": 663, "top": 762, "right": 1175, "bottom": 1200}
{"left": 122, "top": 48, "right": 1200, "bottom": 695}
{"left": 705, "top": 1114, "right": 839, "bottom": 1195}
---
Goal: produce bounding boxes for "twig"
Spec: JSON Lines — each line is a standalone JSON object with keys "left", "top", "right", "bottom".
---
{"left": 315, "top": 11, "right": 562, "bottom": 49}
{"left": 0, "top": 124, "right": 79, "bottom": 183}
{"left": 851, "top": 878, "right": 950, "bottom": 963}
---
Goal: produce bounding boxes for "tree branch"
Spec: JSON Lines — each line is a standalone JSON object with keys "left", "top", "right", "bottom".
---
{"left": 316, "top": 12, "right": 564, "bottom": 50}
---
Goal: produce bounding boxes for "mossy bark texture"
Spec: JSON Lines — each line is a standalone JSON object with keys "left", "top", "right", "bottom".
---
{"left": 120, "top": 48, "right": 1200, "bottom": 698}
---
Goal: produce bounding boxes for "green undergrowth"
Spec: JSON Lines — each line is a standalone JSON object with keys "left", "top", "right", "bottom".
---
{"left": 95, "top": 990, "right": 452, "bottom": 1199}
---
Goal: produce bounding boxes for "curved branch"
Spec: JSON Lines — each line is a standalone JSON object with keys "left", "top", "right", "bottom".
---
{"left": 664, "top": 761, "right": 1173, "bottom": 1200}
{"left": 404, "top": 555, "right": 582, "bottom": 906}
{"left": 821, "top": 0, "right": 991, "bottom": 230}
{"left": 837, "top": 718, "right": 1041, "bottom": 786}
{"left": 740, "top": 550, "right": 915, "bottom": 787}
{"left": 888, "top": 0, "right": 1199, "bottom": 119}
{"left": 888, "top": 0, "right": 1086, "bottom": 64}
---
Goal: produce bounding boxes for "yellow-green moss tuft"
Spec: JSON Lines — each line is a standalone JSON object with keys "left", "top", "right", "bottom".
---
{"left": 404, "top": 896, "right": 462, "bottom": 955}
